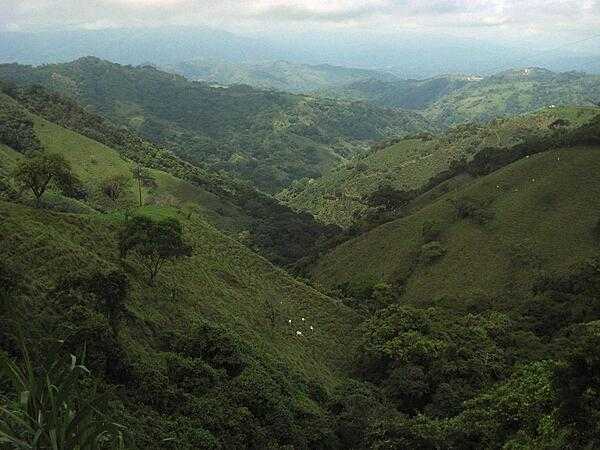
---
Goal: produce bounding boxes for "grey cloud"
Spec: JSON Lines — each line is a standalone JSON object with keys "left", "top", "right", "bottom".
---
{"left": 251, "top": 4, "right": 392, "bottom": 23}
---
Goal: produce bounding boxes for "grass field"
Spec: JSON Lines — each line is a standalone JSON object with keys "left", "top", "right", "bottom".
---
{"left": 312, "top": 146, "right": 600, "bottom": 305}
{"left": 279, "top": 106, "right": 599, "bottom": 227}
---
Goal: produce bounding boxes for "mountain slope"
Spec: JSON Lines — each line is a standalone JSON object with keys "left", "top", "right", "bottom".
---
{"left": 326, "top": 68, "right": 600, "bottom": 128}
{"left": 0, "top": 94, "right": 361, "bottom": 447}
{"left": 322, "top": 74, "right": 475, "bottom": 110}
{"left": 312, "top": 145, "right": 600, "bottom": 304}
{"left": 0, "top": 198, "right": 360, "bottom": 448}
{"left": 425, "top": 68, "right": 600, "bottom": 126}
{"left": 279, "top": 106, "right": 599, "bottom": 227}
{"left": 0, "top": 86, "right": 349, "bottom": 266}
{"left": 0, "top": 57, "right": 433, "bottom": 192}
{"left": 166, "top": 59, "right": 398, "bottom": 93}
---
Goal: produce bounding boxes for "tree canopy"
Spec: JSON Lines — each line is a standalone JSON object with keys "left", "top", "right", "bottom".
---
{"left": 118, "top": 215, "right": 192, "bottom": 285}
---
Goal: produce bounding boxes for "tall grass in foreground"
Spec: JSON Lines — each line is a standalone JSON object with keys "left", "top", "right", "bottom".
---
{"left": 0, "top": 343, "right": 126, "bottom": 450}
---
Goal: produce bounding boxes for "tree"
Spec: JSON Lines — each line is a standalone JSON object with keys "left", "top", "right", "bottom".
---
{"left": 119, "top": 215, "right": 192, "bottom": 286}
{"left": 12, "top": 153, "right": 75, "bottom": 207}
{"left": 100, "top": 174, "right": 132, "bottom": 204}
{"left": 365, "top": 184, "right": 416, "bottom": 212}
{"left": 131, "top": 165, "right": 155, "bottom": 207}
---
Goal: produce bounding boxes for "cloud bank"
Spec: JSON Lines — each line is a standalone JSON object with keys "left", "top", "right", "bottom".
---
{"left": 1, "top": 0, "right": 599, "bottom": 45}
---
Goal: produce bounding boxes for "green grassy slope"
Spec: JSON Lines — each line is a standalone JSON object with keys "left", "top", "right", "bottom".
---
{"left": 312, "top": 146, "right": 600, "bottom": 304}
{"left": 0, "top": 89, "right": 346, "bottom": 266}
{"left": 279, "top": 106, "right": 599, "bottom": 226}
{"left": 0, "top": 57, "right": 433, "bottom": 192}
{"left": 0, "top": 92, "right": 249, "bottom": 233}
{"left": 425, "top": 68, "right": 600, "bottom": 127}
{"left": 0, "top": 198, "right": 360, "bottom": 447}
{"left": 1, "top": 201, "right": 358, "bottom": 383}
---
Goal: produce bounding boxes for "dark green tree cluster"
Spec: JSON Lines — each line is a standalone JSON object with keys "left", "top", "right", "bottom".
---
{"left": 12, "top": 152, "right": 77, "bottom": 207}
{"left": 0, "top": 100, "right": 42, "bottom": 155}
{"left": 119, "top": 215, "right": 192, "bottom": 285}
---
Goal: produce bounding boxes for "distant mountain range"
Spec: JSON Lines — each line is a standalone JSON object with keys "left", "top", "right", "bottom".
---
{"left": 163, "top": 59, "right": 398, "bottom": 93}
{"left": 1, "top": 27, "right": 599, "bottom": 78}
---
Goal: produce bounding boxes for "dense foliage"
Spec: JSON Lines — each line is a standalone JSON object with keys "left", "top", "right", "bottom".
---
{"left": 0, "top": 58, "right": 432, "bottom": 192}
{"left": 1, "top": 57, "right": 600, "bottom": 449}
{"left": 0, "top": 85, "right": 342, "bottom": 267}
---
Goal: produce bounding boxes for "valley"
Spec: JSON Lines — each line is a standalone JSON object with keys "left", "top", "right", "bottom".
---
{"left": 1, "top": 20, "right": 600, "bottom": 449}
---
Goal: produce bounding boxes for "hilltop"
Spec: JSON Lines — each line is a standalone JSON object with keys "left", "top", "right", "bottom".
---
{"left": 325, "top": 68, "right": 600, "bottom": 127}
{"left": 279, "top": 106, "right": 599, "bottom": 227}
{"left": 0, "top": 57, "right": 433, "bottom": 192}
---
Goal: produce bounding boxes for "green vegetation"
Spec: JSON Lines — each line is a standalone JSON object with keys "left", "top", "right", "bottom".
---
{"left": 3, "top": 57, "right": 600, "bottom": 448}
{"left": 322, "top": 74, "right": 472, "bottom": 110}
{"left": 0, "top": 344, "right": 125, "bottom": 449}
{"left": 425, "top": 68, "right": 600, "bottom": 127}
{"left": 0, "top": 57, "right": 433, "bottom": 192}
{"left": 13, "top": 153, "right": 76, "bottom": 207}
{"left": 326, "top": 68, "right": 600, "bottom": 128}
{"left": 313, "top": 146, "right": 600, "bottom": 299}
{"left": 0, "top": 88, "right": 342, "bottom": 267}
{"left": 0, "top": 198, "right": 361, "bottom": 448}
{"left": 280, "top": 106, "right": 599, "bottom": 227}
{"left": 119, "top": 216, "right": 193, "bottom": 285}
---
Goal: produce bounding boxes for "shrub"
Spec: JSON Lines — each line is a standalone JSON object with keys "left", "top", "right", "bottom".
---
{"left": 0, "top": 344, "right": 126, "bottom": 449}
{"left": 453, "top": 196, "right": 494, "bottom": 224}
{"left": 421, "top": 220, "right": 442, "bottom": 243}
{"left": 419, "top": 241, "right": 446, "bottom": 265}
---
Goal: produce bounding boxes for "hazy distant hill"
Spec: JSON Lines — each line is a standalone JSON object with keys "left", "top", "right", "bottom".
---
{"left": 0, "top": 57, "right": 433, "bottom": 192}
{"left": 165, "top": 59, "right": 398, "bottom": 93}
{"left": 327, "top": 68, "right": 600, "bottom": 127}
{"left": 321, "top": 75, "right": 477, "bottom": 110}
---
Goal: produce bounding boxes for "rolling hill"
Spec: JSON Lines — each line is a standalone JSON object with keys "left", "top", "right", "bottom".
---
{"left": 0, "top": 86, "right": 349, "bottom": 266}
{"left": 165, "top": 59, "right": 398, "bottom": 93}
{"left": 279, "top": 106, "right": 599, "bottom": 227}
{"left": 321, "top": 74, "right": 476, "bottom": 110}
{"left": 0, "top": 57, "right": 433, "bottom": 192}
{"left": 3, "top": 58, "right": 600, "bottom": 448}
{"left": 312, "top": 144, "right": 600, "bottom": 304}
{"left": 326, "top": 68, "right": 600, "bottom": 127}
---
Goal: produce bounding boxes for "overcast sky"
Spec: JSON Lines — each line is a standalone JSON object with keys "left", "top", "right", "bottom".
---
{"left": 2, "top": 1, "right": 600, "bottom": 53}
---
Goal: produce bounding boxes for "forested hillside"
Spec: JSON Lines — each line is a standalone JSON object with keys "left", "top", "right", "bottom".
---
{"left": 2, "top": 84, "right": 600, "bottom": 448}
{"left": 0, "top": 57, "right": 433, "bottom": 192}
{"left": 0, "top": 87, "right": 367, "bottom": 448}
{"left": 0, "top": 84, "right": 345, "bottom": 266}
{"left": 2, "top": 48, "right": 600, "bottom": 449}
{"left": 321, "top": 74, "right": 474, "bottom": 110}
